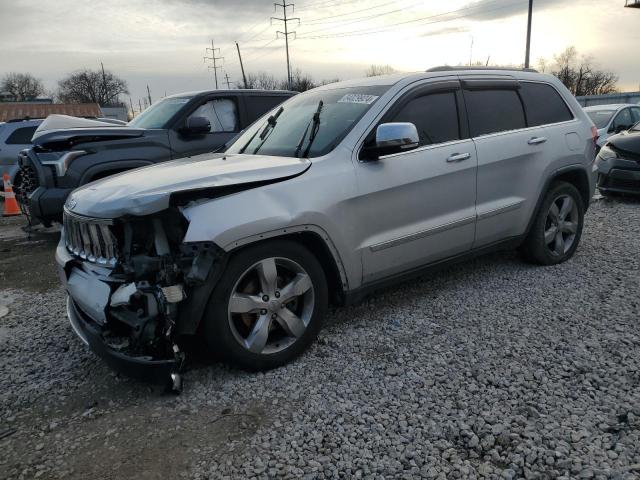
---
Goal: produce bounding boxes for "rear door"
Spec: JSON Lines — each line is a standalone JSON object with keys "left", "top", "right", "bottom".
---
{"left": 465, "top": 78, "right": 576, "bottom": 247}
{"left": 168, "top": 95, "right": 243, "bottom": 158}
{"left": 355, "top": 80, "right": 478, "bottom": 283}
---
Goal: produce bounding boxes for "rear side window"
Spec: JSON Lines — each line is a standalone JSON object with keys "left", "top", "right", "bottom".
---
{"left": 246, "top": 96, "right": 289, "bottom": 122}
{"left": 631, "top": 107, "right": 640, "bottom": 123}
{"left": 5, "top": 126, "right": 37, "bottom": 144}
{"left": 519, "top": 82, "right": 573, "bottom": 126}
{"left": 464, "top": 89, "right": 525, "bottom": 137}
{"left": 390, "top": 92, "right": 460, "bottom": 146}
{"left": 189, "top": 98, "right": 238, "bottom": 132}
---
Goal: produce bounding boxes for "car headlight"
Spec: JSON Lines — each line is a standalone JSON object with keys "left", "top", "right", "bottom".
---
{"left": 597, "top": 145, "right": 618, "bottom": 161}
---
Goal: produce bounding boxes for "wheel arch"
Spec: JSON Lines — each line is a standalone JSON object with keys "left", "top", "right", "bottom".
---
{"left": 524, "top": 164, "right": 592, "bottom": 240}
{"left": 223, "top": 226, "right": 349, "bottom": 305}
{"left": 80, "top": 160, "right": 153, "bottom": 185}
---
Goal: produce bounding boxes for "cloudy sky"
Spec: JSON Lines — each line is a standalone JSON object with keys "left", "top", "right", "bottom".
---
{"left": 0, "top": 0, "right": 638, "bottom": 105}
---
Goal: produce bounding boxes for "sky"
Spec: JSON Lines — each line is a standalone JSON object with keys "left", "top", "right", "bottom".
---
{"left": 0, "top": 0, "right": 638, "bottom": 106}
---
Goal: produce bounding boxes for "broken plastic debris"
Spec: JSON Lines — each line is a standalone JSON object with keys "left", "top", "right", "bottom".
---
{"left": 110, "top": 282, "right": 138, "bottom": 307}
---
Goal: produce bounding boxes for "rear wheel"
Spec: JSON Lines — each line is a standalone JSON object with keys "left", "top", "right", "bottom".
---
{"left": 520, "top": 181, "right": 584, "bottom": 265}
{"left": 203, "top": 240, "right": 327, "bottom": 371}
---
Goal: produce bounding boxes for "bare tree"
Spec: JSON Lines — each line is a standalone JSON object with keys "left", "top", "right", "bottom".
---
{"left": 365, "top": 64, "right": 396, "bottom": 77}
{"left": 1, "top": 73, "right": 45, "bottom": 101}
{"left": 542, "top": 46, "right": 618, "bottom": 96}
{"left": 57, "top": 69, "right": 129, "bottom": 106}
{"left": 245, "top": 72, "right": 280, "bottom": 90}
{"left": 283, "top": 69, "right": 316, "bottom": 92}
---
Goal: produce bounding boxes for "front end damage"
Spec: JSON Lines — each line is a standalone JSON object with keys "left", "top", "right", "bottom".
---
{"left": 56, "top": 207, "right": 225, "bottom": 389}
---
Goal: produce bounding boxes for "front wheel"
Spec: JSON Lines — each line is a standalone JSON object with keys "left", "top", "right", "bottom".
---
{"left": 520, "top": 181, "right": 585, "bottom": 265}
{"left": 202, "top": 240, "right": 328, "bottom": 371}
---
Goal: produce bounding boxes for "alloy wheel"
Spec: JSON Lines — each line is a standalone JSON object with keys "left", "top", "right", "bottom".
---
{"left": 544, "top": 194, "right": 579, "bottom": 256}
{"left": 227, "top": 257, "right": 315, "bottom": 355}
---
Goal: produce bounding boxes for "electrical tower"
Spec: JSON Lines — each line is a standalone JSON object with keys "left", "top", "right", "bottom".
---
{"left": 204, "top": 40, "right": 224, "bottom": 89}
{"left": 271, "top": 2, "right": 299, "bottom": 90}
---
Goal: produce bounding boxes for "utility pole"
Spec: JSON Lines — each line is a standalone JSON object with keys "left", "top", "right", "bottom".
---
{"left": 272, "top": 2, "right": 299, "bottom": 90}
{"left": 469, "top": 36, "right": 473, "bottom": 66}
{"left": 146, "top": 85, "right": 152, "bottom": 106}
{"left": 223, "top": 72, "right": 233, "bottom": 89}
{"left": 138, "top": 98, "right": 143, "bottom": 113}
{"left": 204, "top": 40, "right": 223, "bottom": 89}
{"left": 235, "top": 42, "right": 248, "bottom": 89}
{"left": 524, "top": 0, "right": 533, "bottom": 68}
{"left": 100, "top": 62, "right": 107, "bottom": 105}
{"left": 129, "top": 97, "right": 135, "bottom": 118}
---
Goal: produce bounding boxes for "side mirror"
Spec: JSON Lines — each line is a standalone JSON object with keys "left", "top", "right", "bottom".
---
{"left": 373, "top": 122, "right": 420, "bottom": 158}
{"left": 182, "top": 116, "right": 211, "bottom": 135}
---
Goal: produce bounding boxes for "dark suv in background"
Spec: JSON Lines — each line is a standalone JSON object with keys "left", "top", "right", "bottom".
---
{"left": 15, "top": 89, "right": 295, "bottom": 225}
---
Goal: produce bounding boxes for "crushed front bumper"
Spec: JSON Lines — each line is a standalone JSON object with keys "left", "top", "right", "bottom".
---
{"left": 56, "top": 241, "right": 180, "bottom": 384}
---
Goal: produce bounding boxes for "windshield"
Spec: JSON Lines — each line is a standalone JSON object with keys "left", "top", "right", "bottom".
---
{"left": 586, "top": 109, "right": 615, "bottom": 129}
{"left": 128, "top": 97, "right": 192, "bottom": 129}
{"left": 226, "top": 85, "right": 390, "bottom": 158}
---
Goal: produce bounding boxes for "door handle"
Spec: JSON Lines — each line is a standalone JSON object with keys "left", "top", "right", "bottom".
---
{"left": 528, "top": 136, "right": 547, "bottom": 145}
{"left": 446, "top": 152, "right": 471, "bottom": 163}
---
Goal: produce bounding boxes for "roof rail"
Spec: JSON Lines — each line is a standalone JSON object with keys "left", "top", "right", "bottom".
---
{"left": 427, "top": 66, "right": 538, "bottom": 73}
{"left": 6, "top": 117, "right": 45, "bottom": 123}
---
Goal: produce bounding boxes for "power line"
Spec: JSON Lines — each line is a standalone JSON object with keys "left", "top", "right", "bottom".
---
{"left": 302, "top": 0, "right": 398, "bottom": 24}
{"left": 272, "top": 2, "right": 299, "bottom": 90}
{"left": 297, "top": 0, "right": 526, "bottom": 39}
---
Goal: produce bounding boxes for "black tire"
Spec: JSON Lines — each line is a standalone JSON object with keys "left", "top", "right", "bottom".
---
{"left": 202, "top": 239, "right": 328, "bottom": 371}
{"left": 520, "top": 181, "right": 585, "bottom": 265}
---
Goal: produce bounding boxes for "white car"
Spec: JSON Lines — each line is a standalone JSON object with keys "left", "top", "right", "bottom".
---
{"left": 584, "top": 104, "right": 640, "bottom": 148}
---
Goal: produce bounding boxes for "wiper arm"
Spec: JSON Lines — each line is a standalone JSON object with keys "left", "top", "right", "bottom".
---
{"left": 298, "top": 100, "right": 323, "bottom": 158}
{"left": 239, "top": 106, "right": 284, "bottom": 154}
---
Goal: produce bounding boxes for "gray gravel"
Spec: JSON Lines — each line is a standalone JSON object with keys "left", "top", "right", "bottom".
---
{"left": 1, "top": 197, "right": 640, "bottom": 480}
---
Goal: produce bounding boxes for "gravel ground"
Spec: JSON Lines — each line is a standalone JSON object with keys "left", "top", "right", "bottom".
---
{"left": 1, "top": 197, "right": 640, "bottom": 480}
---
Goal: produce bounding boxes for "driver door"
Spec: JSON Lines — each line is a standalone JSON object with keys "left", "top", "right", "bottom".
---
{"left": 354, "top": 80, "right": 477, "bottom": 283}
{"left": 168, "top": 96, "right": 242, "bottom": 158}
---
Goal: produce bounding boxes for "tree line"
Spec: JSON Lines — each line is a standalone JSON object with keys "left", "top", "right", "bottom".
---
{"left": 0, "top": 46, "right": 623, "bottom": 107}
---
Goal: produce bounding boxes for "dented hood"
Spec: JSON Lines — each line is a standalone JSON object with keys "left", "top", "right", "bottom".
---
{"left": 32, "top": 114, "right": 144, "bottom": 147}
{"left": 66, "top": 153, "right": 311, "bottom": 218}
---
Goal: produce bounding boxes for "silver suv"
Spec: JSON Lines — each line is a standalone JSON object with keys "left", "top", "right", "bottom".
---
{"left": 56, "top": 68, "right": 597, "bottom": 385}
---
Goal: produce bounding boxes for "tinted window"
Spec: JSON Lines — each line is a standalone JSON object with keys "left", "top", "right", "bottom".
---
{"left": 188, "top": 98, "right": 238, "bottom": 132}
{"left": 246, "top": 96, "right": 288, "bottom": 122}
{"left": 391, "top": 92, "right": 460, "bottom": 146}
{"left": 464, "top": 89, "right": 525, "bottom": 136}
{"left": 519, "top": 82, "right": 573, "bottom": 126}
{"left": 631, "top": 107, "right": 640, "bottom": 123}
{"left": 5, "top": 126, "right": 37, "bottom": 144}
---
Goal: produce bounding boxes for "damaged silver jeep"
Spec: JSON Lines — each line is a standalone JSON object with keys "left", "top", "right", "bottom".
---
{"left": 57, "top": 69, "right": 596, "bottom": 387}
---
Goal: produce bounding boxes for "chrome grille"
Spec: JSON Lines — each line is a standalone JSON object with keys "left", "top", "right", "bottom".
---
{"left": 63, "top": 210, "right": 118, "bottom": 267}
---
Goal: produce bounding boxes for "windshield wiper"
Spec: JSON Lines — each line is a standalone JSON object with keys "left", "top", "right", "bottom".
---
{"left": 238, "top": 106, "right": 284, "bottom": 154}
{"left": 296, "top": 100, "right": 323, "bottom": 158}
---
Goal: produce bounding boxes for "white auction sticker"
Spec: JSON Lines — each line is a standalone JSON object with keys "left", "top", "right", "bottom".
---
{"left": 337, "top": 94, "right": 379, "bottom": 105}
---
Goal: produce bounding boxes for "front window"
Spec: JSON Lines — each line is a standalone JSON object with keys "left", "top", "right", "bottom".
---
{"left": 586, "top": 109, "right": 615, "bottom": 129}
{"left": 226, "top": 85, "right": 389, "bottom": 158}
{"left": 129, "top": 97, "right": 192, "bottom": 129}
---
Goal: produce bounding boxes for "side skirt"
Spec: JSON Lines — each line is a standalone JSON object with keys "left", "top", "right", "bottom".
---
{"left": 343, "top": 236, "right": 524, "bottom": 306}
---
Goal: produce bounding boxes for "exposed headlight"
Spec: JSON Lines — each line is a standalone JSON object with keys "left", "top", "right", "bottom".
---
{"left": 597, "top": 145, "right": 618, "bottom": 161}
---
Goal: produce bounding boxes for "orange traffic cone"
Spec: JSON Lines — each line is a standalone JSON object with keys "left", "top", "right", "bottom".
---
{"left": 2, "top": 173, "right": 22, "bottom": 217}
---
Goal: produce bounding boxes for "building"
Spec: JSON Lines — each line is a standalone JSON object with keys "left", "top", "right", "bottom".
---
{"left": 575, "top": 91, "right": 640, "bottom": 107}
{"left": 0, "top": 103, "right": 102, "bottom": 122}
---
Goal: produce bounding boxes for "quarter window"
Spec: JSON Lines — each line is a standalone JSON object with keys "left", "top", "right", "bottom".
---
{"left": 464, "top": 89, "right": 526, "bottom": 137}
{"left": 5, "top": 126, "right": 37, "bottom": 144}
{"left": 189, "top": 98, "right": 238, "bottom": 133}
{"left": 519, "top": 82, "right": 573, "bottom": 126}
{"left": 390, "top": 91, "right": 460, "bottom": 146}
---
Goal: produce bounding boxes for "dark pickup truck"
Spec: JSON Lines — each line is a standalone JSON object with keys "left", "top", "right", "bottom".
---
{"left": 15, "top": 89, "right": 295, "bottom": 225}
